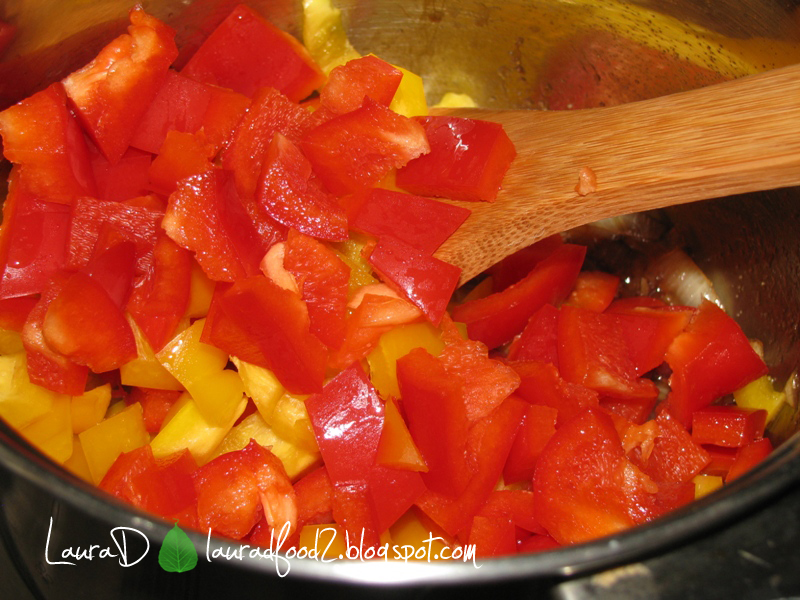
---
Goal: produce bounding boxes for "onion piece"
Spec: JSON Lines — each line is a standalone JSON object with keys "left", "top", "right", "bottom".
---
{"left": 644, "top": 248, "right": 721, "bottom": 308}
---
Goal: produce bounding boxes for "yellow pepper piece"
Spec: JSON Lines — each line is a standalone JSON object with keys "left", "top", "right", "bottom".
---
{"left": 389, "top": 65, "right": 428, "bottom": 117}
{"left": 120, "top": 317, "right": 183, "bottom": 391}
{"left": 157, "top": 319, "right": 242, "bottom": 425}
{"left": 367, "top": 322, "right": 444, "bottom": 398}
{"left": 186, "top": 260, "right": 216, "bottom": 319}
{"left": 302, "top": 0, "right": 361, "bottom": 74}
{"left": 389, "top": 508, "right": 454, "bottom": 561}
{"left": 434, "top": 92, "right": 477, "bottom": 109}
{"left": 734, "top": 375, "right": 786, "bottom": 423}
{"left": 332, "top": 234, "right": 378, "bottom": 296}
{"left": 19, "top": 393, "right": 73, "bottom": 464}
{"left": 71, "top": 384, "right": 112, "bottom": 434}
{"left": 299, "top": 524, "right": 348, "bottom": 560}
{"left": 213, "top": 412, "right": 321, "bottom": 480}
{"left": 150, "top": 393, "right": 246, "bottom": 465}
{"left": 0, "top": 352, "right": 60, "bottom": 429}
{"left": 233, "top": 357, "right": 285, "bottom": 421}
{"left": 376, "top": 398, "right": 427, "bottom": 472}
{"left": 269, "top": 392, "right": 319, "bottom": 454}
{"left": 0, "top": 328, "right": 23, "bottom": 354}
{"left": 79, "top": 402, "right": 149, "bottom": 484}
{"left": 693, "top": 474, "right": 724, "bottom": 499}
{"left": 63, "top": 435, "right": 93, "bottom": 482}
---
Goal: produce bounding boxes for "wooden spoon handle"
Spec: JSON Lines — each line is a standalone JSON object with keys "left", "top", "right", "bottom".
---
{"left": 432, "top": 63, "right": 800, "bottom": 284}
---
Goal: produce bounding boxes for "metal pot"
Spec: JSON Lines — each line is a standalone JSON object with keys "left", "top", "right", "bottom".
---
{"left": 2, "top": 1, "right": 800, "bottom": 598}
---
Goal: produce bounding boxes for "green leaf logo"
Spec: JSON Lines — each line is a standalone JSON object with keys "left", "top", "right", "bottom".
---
{"left": 158, "top": 523, "right": 198, "bottom": 573}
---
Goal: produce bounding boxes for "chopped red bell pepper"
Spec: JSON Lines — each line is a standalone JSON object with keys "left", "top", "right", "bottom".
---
{"left": 0, "top": 83, "right": 96, "bottom": 203}
{"left": 222, "top": 86, "right": 316, "bottom": 199}
{"left": 665, "top": 300, "right": 768, "bottom": 427}
{"left": 691, "top": 406, "right": 767, "bottom": 448}
{"left": 477, "top": 489, "right": 547, "bottom": 536}
{"left": 506, "top": 303, "right": 560, "bottom": 364}
{"left": 163, "top": 169, "right": 265, "bottom": 282}
{"left": 90, "top": 146, "right": 153, "bottom": 203}
{"left": 396, "top": 115, "right": 516, "bottom": 202}
{"left": 451, "top": 243, "right": 585, "bottom": 349}
{"left": 726, "top": 437, "right": 773, "bottom": 482}
{"left": 503, "top": 403, "right": 558, "bottom": 485}
{"left": 565, "top": 271, "right": 619, "bottom": 312}
{"left": 83, "top": 237, "right": 137, "bottom": 308}
{"left": 512, "top": 360, "right": 600, "bottom": 427}
{"left": 147, "top": 130, "right": 215, "bottom": 196}
{"left": 0, "top": 296, "right": 38, "bottom": 332}
{"left": 181, "top": 4, "right": 325, "bottom": 101}
{"left": 283, "top": 229, "right": 350, "bottom": 350}
{"left": 366, "top": 465, "right": 426, "bottom": 534}
{"left": 63, "top": 6, "right": 178, "bottom": 163}
{"left": 633, "top": 409, "right": 710, "bottom": 483}
{"left": 126, "top": 231, "right": 192, "bottom": 352}
{"left": 486, "top": 234, "right": 564, "bottom": 292}
{"left": 130, "top": 69, "right": 250, "bottom": 154}
{"left": 350, "top": 189, "right": 471, "bottom": 255}
{"left": 257, "top": 133, "right": 348, "bottom": 241}
{"left": 301, "top": 97, "right": 430, "bottom": 194}
{"left": 320, "top": 55, "right": 403, "bottom": 115}
{"left": 367, "top": 234, "right": 461, "bottom": 326}
{"left": 468, "top": 514, "right": 517, "bottom": 558}
{"left": 127, "top": 387, "right": 183, "bottom": 434}
{"left": 203, "top": 275, "right": 327, "bottom": 394}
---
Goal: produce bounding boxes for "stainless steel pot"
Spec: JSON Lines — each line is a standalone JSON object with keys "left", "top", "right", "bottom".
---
{"left": 1, "top": 1, "right": 800, "bottom": 598}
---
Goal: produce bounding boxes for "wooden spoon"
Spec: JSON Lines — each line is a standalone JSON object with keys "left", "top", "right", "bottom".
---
{"left": 430, "top": 63, "right": 800, "bottom": 284}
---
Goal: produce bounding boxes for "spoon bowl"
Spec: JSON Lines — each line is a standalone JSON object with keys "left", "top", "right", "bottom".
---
{"left": 432, "top": 63, "right": 800, "bottom": 283}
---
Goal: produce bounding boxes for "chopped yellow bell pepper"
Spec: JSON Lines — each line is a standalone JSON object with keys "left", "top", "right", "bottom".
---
{"left": 79, "top": 402, "right": 150, "bottom": 484}
{"left": 63, "top": 435, "right": 93, "bottom": 482}
{"left": 376, "top": 398, "right": 427, "bottom": 471}
{"left": 389, "top": 65, "right": 428, "bottom": 117}
{"left": 212, "top": 412, "right": 321, "bottom": 479}
{"left": 185, "top": 260, "right": 216, "bottom": 319}
{"left": 71, "top": 384, "right": 112, "bottom": 434}
{"left": 332, "top": 234, "right": 379, "bottom": 296}
{"left": 367, "top": 322, "right": 444, "bottom": 398}
{"left": 0, "top": 352, "right": 61, "bottom": 430}
{"left": 0, "top": 328, "right": 24, "bottom": 354}
{"left": 19, "top": 393, "right": 73, "bottom": 464}
{"left": 120, "top": 317, "right": 183, "bottom": 391}
{"left": 434, "top": 92, "right": 477, "bottom": 108}
{"left": 302, "top": 0, "right": 361, "bottom": 74}
{"left": 150, "top": 393, "right": 246, "bottom": 465}
{"left": 269, "top": 392, "right": 319, "bottom": 454}
{"left": 389, "top": 508, "right": 454, "bottom": 561}
{"left": 693, "top": 474, "right": 724, "bottom": 499}
{"left": 734, "top": 375, "right": 786, "bottom": 423}
{"left": 233, "top": 357, "right": 285, "bottom": 421}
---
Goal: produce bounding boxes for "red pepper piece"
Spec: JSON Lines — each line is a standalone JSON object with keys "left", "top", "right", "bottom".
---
{"left": 503, "top": 403, "right": 558, "bottom": 485}
{"left": 222, "top": 86, "right": 316, "bottom": 199}
{"left": 477, "top": 489, "right": 547, "bottom": 535}
{"left": 367, "top": 234, "right": 461, "bottom": 326}
{"left": 438, "top": 316, "right": 520, "bottom": 421}
{"left": 283, "top": 229, "right": 350, "bottom": 350}
{"left": 127, "top": 231, "right": 192, "bottom": 352}
{"left": 366, "top": 465, "right": 426, "bottom": 533}
{"left": 100, "top": 445, "right": 159, "bottom": 504}
{"left": 558, "top": 304, "right": 660, "bottom": 401}
{"left": 726, "top": 437, "right": 773, "bottom": 482}
{"left": 600, "top": 396, "right": 658, "bottom": 425}
{"left": 130, "top": 69, "right": 250, "bottom": 154}
{"left": 42, "top": 271, "right": 137, "bottom": 373}
{"left": 396, "top": 116, "right": 516, "bottom": 202}
{"left": 633, "top": 410, "right": 710, "bottom": 484}
{"left": 415, "top": 395, "right": 527, "bottom": 536}
{"left": 701, "top": 444, "right": 738, "bottom": 477}
{"left": 565, "top": 271, "right": 619, "bottom": 312}
{"left": 84, "top": 237, "right": 137, "bottom": 308}
{"left": 181, "top": 4, "right": 325, "bottom": 101}
{"left": 452, "top": 244, "right": 586, "bottom": 349}
{"left": 163, "top": 169, "right": 266, "bottom": 282}
{"left": 468, "top": 515, "right": 517, "bottom": 558}
{"left": 204, "top": 275, "right": 327, "bottom": 394}
{"left": 306, "top": 363, "right": 384, "bottom": 485}
{"left": 533, "top": 407, "right": 659, "bottom": 545}
{"left": 518, "top": 534, "right": 561, "bottom": 554}
{"left": 665, "top": 300, "right": 768, "bottom": 427}
{"left": 320, "top": 55, "right": 403, "bottom": 115}
{"left": 67, "top": 197, "right": 163, "bottom": 276}
{"left": 127, "top": 387, "right": 183, "bottom": 434}
{"left": 351, "top": 189, "right": 471, "bottom": 255}
{"left": 257, "top": 133, "right": 348, "bottom": 241}
{"left": 63, "top": 6, "right": 178, "bottom": 163}
{"left": 506, "top": 303, "right": 560, "bottom": 364}
{"left": 0, "top": 83, "right": 96, "bottom": 203}
{"left": 301, "top": 97, "right": 430, "bottom": 194}
{"left": 90, "top": 146, "right": 153, "bottom": 202}
{"left": 331, "top": 481, "right": 381, "bottom": 549}
{"left": 0, "top": 296, "right": 38, "bottom": 332}
{"left": 397, "top": 348, "right": 471, "bottom": 497}
{"left": 293, "top": 467, "right": 334, "bottom": 531}
{"left": 0, "top": 171, "right": 71, "bottom": 300}
{"left": 512, "top": 360, "right": 600, "bottom": 427}
{"left": 21, "top": 274, "right": 89, "bottom": 395}
{"left": 147, "top": 130, "right": 215, "bottom": 196}
{"left": 486, "top": 234, "right": 564, "bottom": 292}
{"left": 607, "top": 304, "right": 694, "bottom": 376}
{"left": 691, "top": 405, "right": 768, "bottom": 448}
